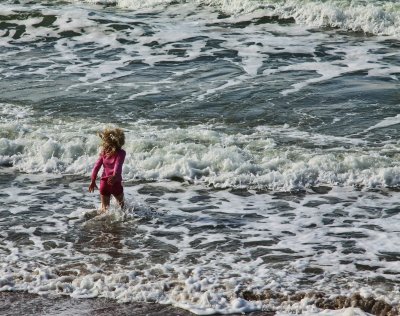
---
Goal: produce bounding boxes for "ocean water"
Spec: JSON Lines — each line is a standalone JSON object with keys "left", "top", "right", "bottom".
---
{"left": 0, "top": 0, "right": 399, "bottom": 314}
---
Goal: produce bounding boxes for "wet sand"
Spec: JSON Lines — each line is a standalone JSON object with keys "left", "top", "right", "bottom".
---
{"left": 0, "top": 292, "right": 274, "bottom": 316}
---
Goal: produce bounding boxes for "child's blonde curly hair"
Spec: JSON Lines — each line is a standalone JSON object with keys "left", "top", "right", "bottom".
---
{"left": 99, "top": 128, "right": 125, "bottom": 156}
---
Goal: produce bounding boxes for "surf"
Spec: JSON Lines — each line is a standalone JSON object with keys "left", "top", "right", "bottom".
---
{"left": 82, "top": 0, "right": 400, "bottom": 36}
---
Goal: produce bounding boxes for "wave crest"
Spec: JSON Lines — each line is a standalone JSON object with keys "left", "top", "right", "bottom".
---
{"left": 1, "top": 104, "right": 399, "bottom": 191}
{"left": 84, "top": 0, "right": 400, "bottom": 36}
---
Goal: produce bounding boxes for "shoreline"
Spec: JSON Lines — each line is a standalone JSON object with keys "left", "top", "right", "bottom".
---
{"left": 1, "top": 290, "right": 399, "bottom": 316}
{"left": 0, "top": 291, "right": 274, "bottom": 316}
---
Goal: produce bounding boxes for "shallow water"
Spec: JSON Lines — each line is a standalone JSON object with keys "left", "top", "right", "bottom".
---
{"left": 0, "top": 291, "right": 200, "bottom": 316}
{"left": 0, "top": 0, "right": 399, "bottom": 314}
{"left": 1, "top": 172, "right": 400, "bottom": 314}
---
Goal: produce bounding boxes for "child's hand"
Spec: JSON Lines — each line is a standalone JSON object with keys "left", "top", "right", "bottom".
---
{"left": 88, "top": 181, "right": 98, "bottom": 192}
{"left": 107, "top": 175, "right": 116, "bottom": 185}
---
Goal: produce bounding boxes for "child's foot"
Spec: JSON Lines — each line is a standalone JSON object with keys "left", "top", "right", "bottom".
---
{"left": 98, "top": 208, "right": 108, "bottom": 214}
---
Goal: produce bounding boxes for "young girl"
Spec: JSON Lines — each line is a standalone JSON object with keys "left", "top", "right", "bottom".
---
{"left": 89, "top": 128, "right": 126, "bottom": 213}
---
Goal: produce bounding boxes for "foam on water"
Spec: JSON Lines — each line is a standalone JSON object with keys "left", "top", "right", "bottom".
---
{"left": 276, "top": 308, "right": 372, "bottom": 316}
{"left": 1, "top": 103, "right": 399, "bottom": 191}
{"left": 83, "top": 0, "right": 400, "bottom": 36}
{"left": 366, "top": 114, "right": 400, "bottom": 131}
{"left": 1, "top": 0, "right": 399, "bottom": 107}
{"left": 1, "top": 176, "right": 400, "bottom": 314}
{"left": 0, "top": 1, "right": 399, "bottom": 314}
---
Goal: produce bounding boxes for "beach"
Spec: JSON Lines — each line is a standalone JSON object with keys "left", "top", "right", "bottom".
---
{"left": 0, "top": 291, "right": 270, "bottom": 315}
{"left": 0, "top": 0, "right": 399, "bottom": 314}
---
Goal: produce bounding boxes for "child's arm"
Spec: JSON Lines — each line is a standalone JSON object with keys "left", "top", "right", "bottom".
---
{"left": 89, "top": 155, "right": 103, "bottom": 192}
{"left": 107, "top": 150, "right": 126, "bottom": 185}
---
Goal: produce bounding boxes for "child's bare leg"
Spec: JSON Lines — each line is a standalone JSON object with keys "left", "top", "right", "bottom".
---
{"left": 114, "top": 193, "right": 125, "bottom": 209}
{"left": 100, "top": 194, "right": 111, "bottom": 213}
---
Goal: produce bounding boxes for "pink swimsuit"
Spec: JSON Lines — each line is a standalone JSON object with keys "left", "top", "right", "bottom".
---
{"left": 91, "top": 149, "right": 126, "bottom": 196}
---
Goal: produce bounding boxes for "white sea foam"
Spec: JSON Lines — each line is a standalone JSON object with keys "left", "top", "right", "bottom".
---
{"left": 366, "top": 114, "right": 400, "bottom": 131}
{"left": 0, "top": 104, "right": 399, "bottom": 190}
{"left": 1, "top": 180, "right": 400, "bottom": 314}
{"left": 0, "top": 2, "right": 399, "bottom": 315}
{"left": 82, "top": 0, "right": 400, "bottom": 36}
{"left": 1, "top": 1, "right": 398, "bottom": 100}
{"left": 276, "top": 308, "right": 373, "bottom": 316}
